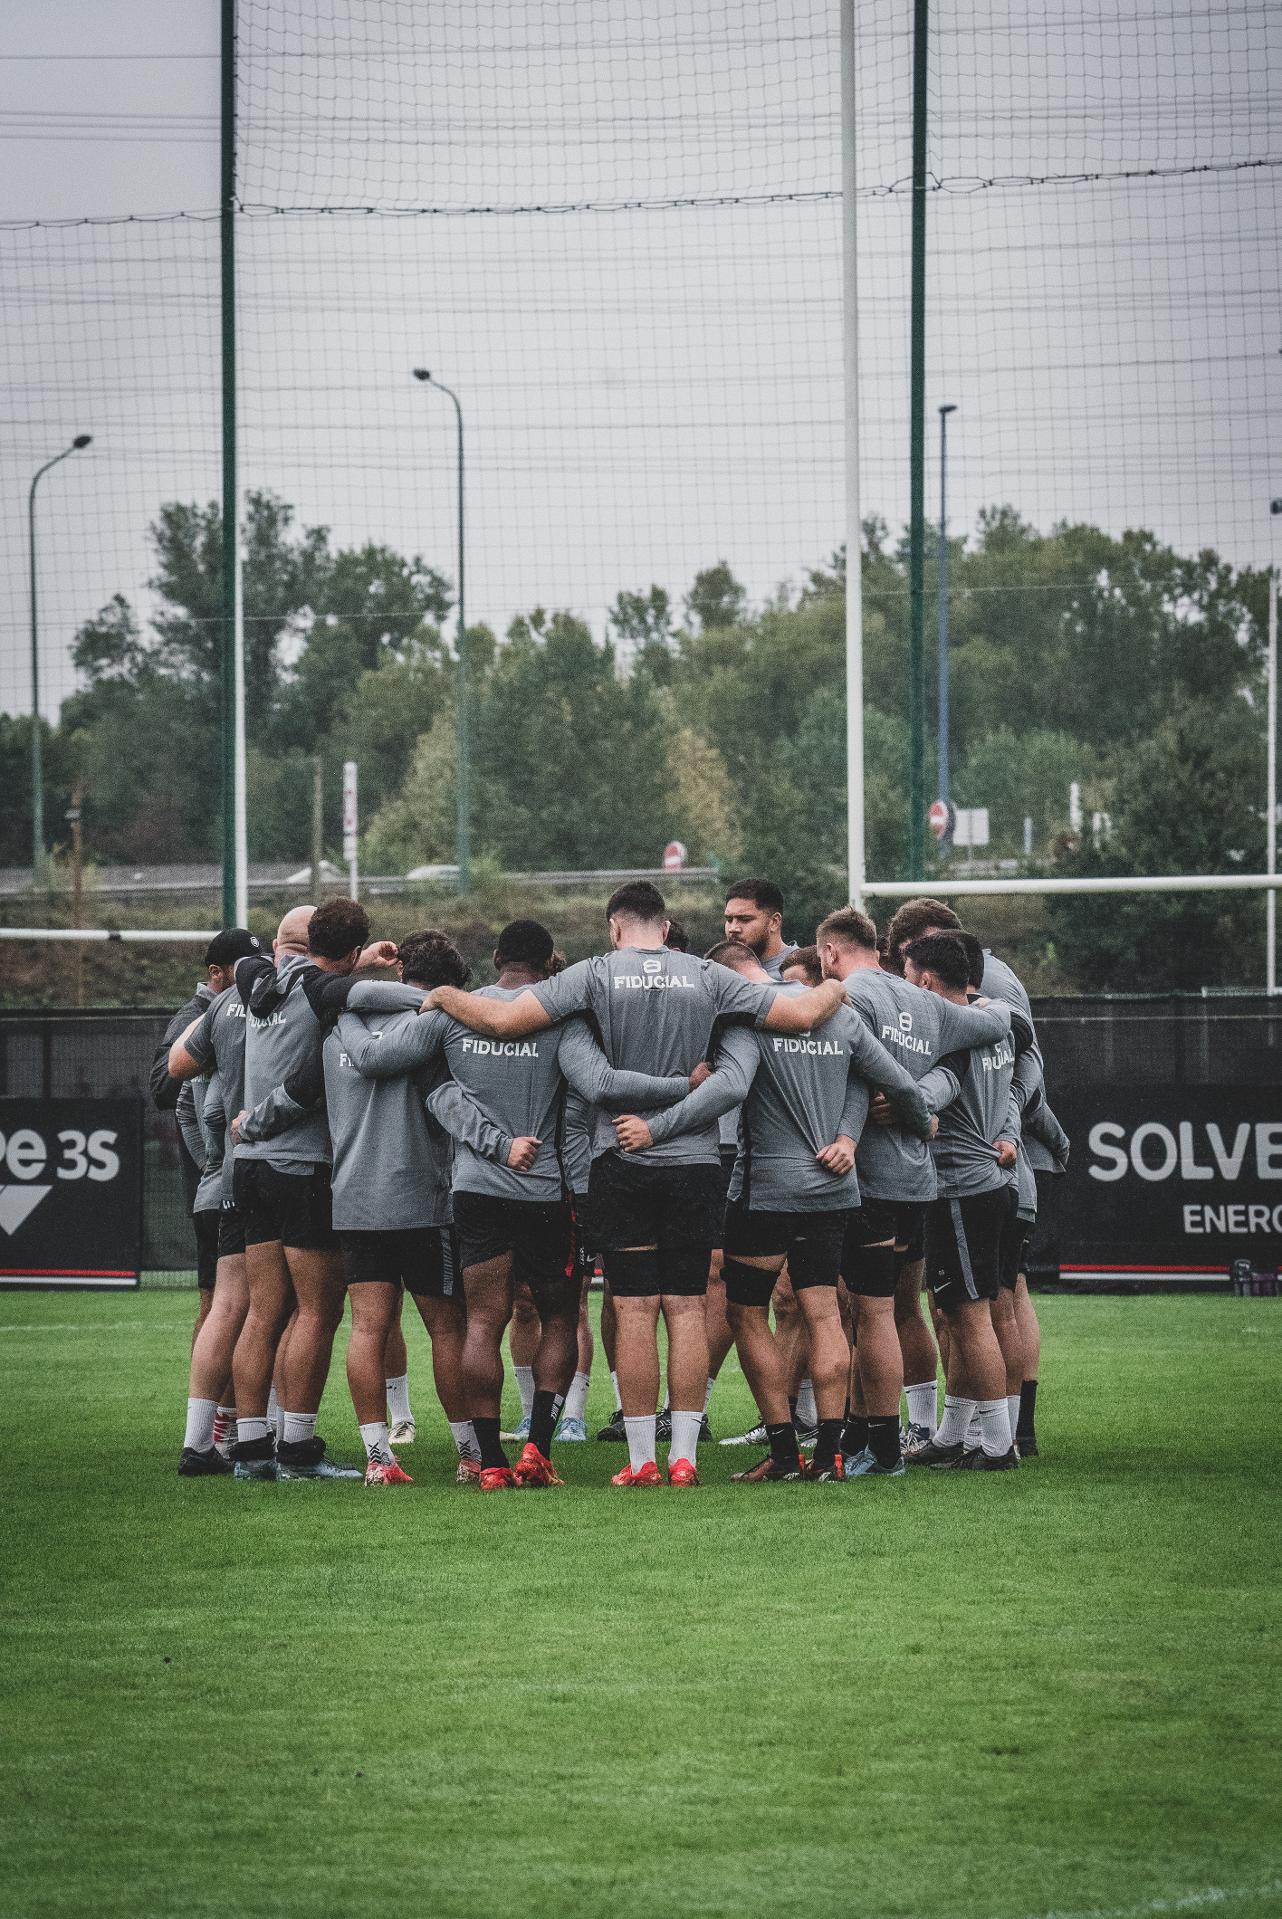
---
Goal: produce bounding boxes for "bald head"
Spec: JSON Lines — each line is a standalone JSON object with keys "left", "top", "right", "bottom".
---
{"left": 276, "top": 905, "right": 314, "bottom": 954}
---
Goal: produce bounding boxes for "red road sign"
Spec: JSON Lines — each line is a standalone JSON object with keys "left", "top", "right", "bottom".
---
{"left": 663, "top": 840, "right": 688, "bottom": 870}
{"left": 928, "top": 800, "right": 952, "bottom": 840}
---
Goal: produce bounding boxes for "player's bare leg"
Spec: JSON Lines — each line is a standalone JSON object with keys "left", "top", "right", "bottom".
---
{"left": 179, "top": 1251, "right": 248, "bottom": 1475}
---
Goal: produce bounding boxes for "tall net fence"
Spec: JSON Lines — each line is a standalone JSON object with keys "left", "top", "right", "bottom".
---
{"left": 1, "top": 2, "right": 1279, "bottom": 945}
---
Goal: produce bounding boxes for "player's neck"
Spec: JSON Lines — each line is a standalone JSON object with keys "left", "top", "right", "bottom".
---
{"left": 496, "top": 965, "right": 542, "bottom": 989}
{"left": 841, "top": 950, "right": 880, "bottom": 978}
{"left": 615, "top": 927, "right": 666, "bottom": 951}
{"left": 759, "top": 932, "right": 786, "bottom": 963}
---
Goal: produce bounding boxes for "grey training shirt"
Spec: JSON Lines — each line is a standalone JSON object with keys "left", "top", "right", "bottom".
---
{"left": 842, "top": 967, "right": 1013, "bottom": 1203}
{"left": 182, "top": 984, "right": 249, "bottom": 1202}
{"left": 643, "top": 985, "right": 935, "bottom": 1211}
{"left": 235, "top": 951, "right": 332, "bottom": 1169}
{"left": 530, "top": 948, "right": 775, "bottom": 1166}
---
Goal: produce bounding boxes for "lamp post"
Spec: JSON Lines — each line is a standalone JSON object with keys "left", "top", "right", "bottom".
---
{"left": 412, "top": 368, "right": 470, "bottom": 891}
{"left": 937, "top": 403, "right": 957, "bottom": 827}
{"left": 29, "top": 435, "right": 92, "bottom": 883}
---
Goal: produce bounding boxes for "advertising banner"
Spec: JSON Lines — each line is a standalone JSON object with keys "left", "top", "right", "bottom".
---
{"left": 0, "top": 1098, "right": 143, "bottom": 1288}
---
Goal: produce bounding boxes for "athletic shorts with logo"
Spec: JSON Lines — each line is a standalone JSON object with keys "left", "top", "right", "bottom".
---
{"left": 723, "top": 1200, "right": 848, "bottom": 1304}
{"left": 232, "top": 1159, "right": 336, "bottom": 1252}
{"left": 339, "top": 1225, "right": 458, "bottom": 1298}
{"left": 925, "top": 1185, "right": 1016, "bottom": 1311}
{"left": 451, "top": 1191, "right": 575, "bottom": 1297}
{"left": 842, "top": 1196, "right": 928, "bottom": 1296}
{"left": 217, "top": 1198, "right": 246, "bottom": 1260}
{"left": 998, "top": 1202, "right": 1030, "bottom": 1293}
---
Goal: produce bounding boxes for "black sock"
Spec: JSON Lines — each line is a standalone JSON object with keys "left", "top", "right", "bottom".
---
{"left": 1017, "top": 1378, "right": 1038, "bottom": 1438}
{"left": 841, "top": 1412, "right": 869, "bottom": 1456}
{"left": 814, "top": 1418, "right": 843, "bottom": 1470}
{"left": 788, "top": 1394, "right": 798, "bottom": 1426}
{"left": 472, "top": 1417, "right": 508, "bottom": 1470}
{"left": 530, "top": 1390, "right": 562, "bottom": 1457}
{"left": 867, "top": 1415, "right": 901, "bottom": 1468}
{"left": 767, "top": 1421, "right": 800, "bottom": 1469}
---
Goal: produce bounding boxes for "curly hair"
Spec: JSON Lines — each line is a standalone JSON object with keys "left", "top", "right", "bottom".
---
{"left": 397, "top": 929, "right": 471, "bottom": 989}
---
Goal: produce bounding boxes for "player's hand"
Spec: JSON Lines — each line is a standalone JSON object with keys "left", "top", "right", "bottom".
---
{"left": 869, "top": 1092, "right": 893, "bottom": 1127}
{"left": 994, "top": 1138, "right": 1017, "bottom": 1169}
{"left": 689, "top": 1060, "right": 712, "bottom": 1090}
{"left": 357, "top": 940, "right": 399, "bottom": 972}
{"left": 420, "top": 988, "right": 444, "bottom": 1012}
{"left": 507, "top": 1135, "right": 540, "bottom": 1172}
{"left": 928, "top": 1114, "right": 939, "bottom": 1140}
{"left": 816, "top": 1134, "right": 856, "bottom": 1176}
{"left": 613, "top": 1114, "right": 653, "bottom": 1153}
{"left": 230, "top": 1108, "right": 248, "bottom": 1143}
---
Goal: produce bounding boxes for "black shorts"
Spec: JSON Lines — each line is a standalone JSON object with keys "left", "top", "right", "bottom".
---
{"left": 723, "top": 1202, "right": 847, "bottom": 1302}
{"left": 999, "top": 1205, "right": 1031, "bottom": 1292}
{"left": 193, "top": 1208, "right": 219, "bottom": 1289}
{"left": 843, "top": 1196, "right": 926, "bottom": 1295}
{"left": 451, "top": 1191, "right": 574, "bottom": 1295}
{"left": 588, "top": 1153, "right": 726, "bottom": 1254}
{"left": 232, "top": 1159, "right": 337, "bottom": 1252}
{"left": 926, "top": 1186, "right": 1016, "bottom": 1312}
{"left": 217, "top": 1199, "right": 246, "bottom": 1260}
{"left": 340, "top": 1225, "right": 458, "bottom": 1299}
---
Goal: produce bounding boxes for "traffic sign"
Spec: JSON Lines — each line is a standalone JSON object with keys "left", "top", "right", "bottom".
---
{"left": 663, "top": 840, "right": 687, "bottom": 870}
{"left": 928, "top": 800, "right": 953, "bottom": 841}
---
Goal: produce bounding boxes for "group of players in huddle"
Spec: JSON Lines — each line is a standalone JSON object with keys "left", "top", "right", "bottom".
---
{"left": 156, "top": 878, "right": 1067, "bottom": 1490}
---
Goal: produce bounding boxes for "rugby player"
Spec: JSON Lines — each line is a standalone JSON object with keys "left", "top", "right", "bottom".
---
{"left": 815, "top": 908, "right": 1013, "bottom": 1476}
{"left": 151, "top": 931, "right": 260, "bottom": 1355}
{"left": 227, "top": 901, "right": 396, "bottom": 1480}
{"left": 901, "top": 933, "right": 1030, "bottom": 1470}
{"left": 613, "top": 938, "right": 934, "bottom": 1480}
{"left": 420, "top": 882, "right": 848, "bottom": 1487}
{"left": 886, "top": 899, "right": 1049, "bottom": 1454}
{"left": 1017, "top": 1094, "right": 1070, "bottom": 1454}
{"left": 338, "top": 917, "right": 695, "bottom": 1489}
{"left": 237, "top": 928, "right": 499, "bottom": 1485}
{"left": 168, "top": 929, "right": 262, "bottom": 1475}
{"left": 723, "top": 879, "right": 797, "bottom": 977}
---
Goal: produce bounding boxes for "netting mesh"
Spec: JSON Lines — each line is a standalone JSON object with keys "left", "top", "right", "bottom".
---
{"left": 0, "top": 0, "right": 1278, "bottom": 879}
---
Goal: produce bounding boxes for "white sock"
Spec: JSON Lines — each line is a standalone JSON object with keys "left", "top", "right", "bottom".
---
{"left": 966, "top": 1406, "right": 982, "bottom": 1448}
{"left": 360, "top": 1420, "right": 395, "bottom": 1465}
{"left": 267, "top": 1383, "right": 279, "bottom": 1431}
{"left": 281, "top": 1411, "right": 317, "bottom": 1447}
{"left": 183, "top": 1397, "right": 217, "bottom": 1452}
{"left": 905, "top": 1379, "right": 938, "bottom": 1436}
{"left": 515, "top": 1365, "right": 535, "bottom": 1420}
{"left": 564, "top": 1370, "right": 591, "bottom": 1422}
{"left": 237, "top": 1416, "right": 269, "bottom": 1445}
{"left": 934, "top": 1394, "right": 975, "bottom": 1449}
{"left": 1006, "top": 1394, "right": 1021, "bottom": 1441}
{"left": 669, "top": 1410, "right": 702, "bottom": 1468}
{"left": 977, "top": 1398, "right": 1013, "bottom": 1458}
{"left": 386, "top": 1375, "right": 412, "bottom": 1425}
{"left": 624, "top": 1414, "right": 657, "bottom": 1471}
{"left": 610, "top": 1369, "right": 623, "bottom": 1412}
{"left": 795, "top": 1377, "right": 817, "bottom": 1426}
{"left": 449, "top": 1419, "right": 480, "bottom": 1462}
{"left": 703, "top": 1376, "right": 716, "bottom": 1414}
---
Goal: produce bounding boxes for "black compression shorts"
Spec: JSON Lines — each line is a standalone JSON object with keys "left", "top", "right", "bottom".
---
{"left": 232, "top": 1159, "right": 337, "bottom": 1252}
{"left": 340, "top": 1225, "right": 457, "bottom": 1298}
{"left": 451, "top": 1192, "right": 574, "bottom": 1295}
{"left": 925, "top": 1185, "right": 1015, "bottom": 1312}
{"left": 843, "top": 1197, "right": 927, "bottom": 1295}
{"left": 723, "top": 1202, "right": 848, "bottom": 1293}
{"left": 193, "top": 1208, "right": 219, "bottom": 1289}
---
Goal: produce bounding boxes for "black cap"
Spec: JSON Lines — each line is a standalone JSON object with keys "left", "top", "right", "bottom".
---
{"left": 204, "top": 928, "right": 262, "bottom": 967}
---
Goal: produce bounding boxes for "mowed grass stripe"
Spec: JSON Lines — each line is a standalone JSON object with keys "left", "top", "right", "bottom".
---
{"left": 2, "top": 1292, "right": 1279, "bottom": 1919}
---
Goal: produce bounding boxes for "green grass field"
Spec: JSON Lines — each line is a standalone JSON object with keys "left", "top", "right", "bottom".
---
{"left": 3, "top": 1290, "right": 1280, "bottom": 1919}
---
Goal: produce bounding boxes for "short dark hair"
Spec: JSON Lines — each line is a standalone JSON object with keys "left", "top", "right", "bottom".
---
{"left": 887, "top": 897, "right": 961, "bottom": 957}
{"left": 904, "top": 932, "right": 971, "bottom": 990}
{"left": 308, "top": 897, "right": 370, "bottom": 961}
{"left": 781, "top": 944, "right": 822, "bottom": 986}
{"left": 815, "top": 906, "right": 878, "bottom": 952}
{"left": 957, "top": 930, "right": 986, "bottom": 991}
{"left": 606, "top": 880, "right": 666, "bottom": 924}
{"left": 725, "top": 877, "right": 783, "bottom": 916}
{"left": 495, "top": 918, "right": 555, "bottom": 970}
{"left": 664, "top": 917, "right": 689, "bottom": 952}
{"left": 204, "top": 927, "right": 261, "bottom": 967}
{"left": 704, "top": 938, "right": 757, "bottom": 970}
{"left": 398, "top": 929, "right": 470, "bottom": 989}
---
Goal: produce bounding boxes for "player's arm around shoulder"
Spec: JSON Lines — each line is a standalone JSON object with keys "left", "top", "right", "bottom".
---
{"left": 423, "top": 982, "right": 553, "bottom": 1037}
{"left": 760, "top": 974, "right": 846, "bottom": 1035}
{"left": 335, "top": 1007, "right": 444, "bottom": 1079}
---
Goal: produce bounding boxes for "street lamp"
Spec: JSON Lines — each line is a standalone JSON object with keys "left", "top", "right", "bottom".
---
{"left": 412, "top": 368, "right": 470, "bottom": 892}
{"left": 937, "top": 403, "right": 958, "bottom": 828}
{"left": 29, "top": 434, "right": 92, "bottom": 883}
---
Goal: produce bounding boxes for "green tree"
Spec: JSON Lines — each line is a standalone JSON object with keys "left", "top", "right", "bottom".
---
{"left": 685, "top": 562, "right": 747, "bottom": 633}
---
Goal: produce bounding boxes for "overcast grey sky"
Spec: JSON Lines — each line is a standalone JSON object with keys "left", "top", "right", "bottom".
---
{"left": 3, "top": 0, "right": 1279, "bottom": 722}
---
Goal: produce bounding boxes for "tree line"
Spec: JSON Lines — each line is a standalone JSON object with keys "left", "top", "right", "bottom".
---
{"left": 1, "top": 490, "right": 1271, "bottom": 990}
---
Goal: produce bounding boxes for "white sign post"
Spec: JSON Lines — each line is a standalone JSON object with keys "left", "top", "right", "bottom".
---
{"left": 342, "top": 760, "right": 359, "bottom": 900}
